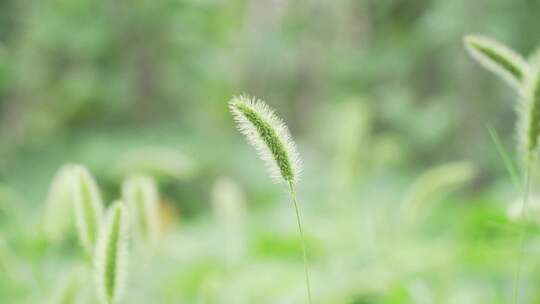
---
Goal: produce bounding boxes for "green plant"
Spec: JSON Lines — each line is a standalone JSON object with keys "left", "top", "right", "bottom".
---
{"left": 487, "top": 125, "right": 521, "bottom": 191}
{"left": 43, "top": 164, "right": 75, "bottom": 243}
{"left": 400, "top": 161, "right": 477, "bottom": 226}
{"left": 464, "top": 34, "right": 540, "bottom": 303}
{"left": 464, "top": 35, "right": 528, "bottom": 90}
{"left": 95, "top": 201, "right": 130, "bottom": 304}
{"left": 43, "top": 164, "right": 145, "bottom": 303}
{"left": 70, "top": 165, "right": 104, "bottom": 257}
{"left": 229, "top": 95, "right": 312, "bottom": 303}
{"left": 122, "top": 175, "right": 160, "bottom": 244}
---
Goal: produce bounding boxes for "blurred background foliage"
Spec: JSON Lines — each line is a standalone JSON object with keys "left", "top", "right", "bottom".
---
{"left": 2, "top": 0, "right": 540, "bottom": 303}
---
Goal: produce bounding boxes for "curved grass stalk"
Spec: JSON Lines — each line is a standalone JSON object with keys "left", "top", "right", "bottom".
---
{"left": 464, "top": 34, "right": 540, "bottom": 303}
{"left": 229, "top": 95, "right": 312, "bottom": 303}
{"left": 512, "top": 59, "right": 540, "bottom": 304}
{"left": 513, "top": 155, "right": 534, "bottom": 304}
{"left": 487, "top": 125, "right": 522, "bottom": 192}
{"left": 95, "top": 201, "right": 129, "bottom": 304}
{"left": 122, "top": 175, "right": 160, "bottom": 244}
{"left": 289, "top": 181, "right": 313, "bottom": 304}
{"left": 44, "top": 164, "right": 74, "bottom": 243}
{"left": 71, "top": 165, "right": 104, "bottom": 257}
{"left": 464, "top": 35, "right": 528, "bottom": 91}
{"left": 400, "top": 161, "right": 477, "bottom": 226}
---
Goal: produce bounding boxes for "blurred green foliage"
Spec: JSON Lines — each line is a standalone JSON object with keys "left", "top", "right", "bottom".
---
{"left": 2, "top": 0, "right": 540, "bottom": 303}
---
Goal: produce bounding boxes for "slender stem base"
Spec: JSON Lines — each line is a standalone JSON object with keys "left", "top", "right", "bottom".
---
{"left": 289, "top": 181, "right": 313, "bottom": 304}
{"left": 513, "top": 155, "right": 534, "bottom": 304}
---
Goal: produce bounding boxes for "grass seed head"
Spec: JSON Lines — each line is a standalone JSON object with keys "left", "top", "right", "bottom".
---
{"left": 229, "top": 95, "right": 301, "bottom": 184}
{"left": 44, "top": 164, "right": 75, "bottom": 243}
{"left": 464, "top": 35, "right": 528, "bottom": 91}
{"left": 121, "top": 175, "right": 159, "bottom": 242}
{"left": 95, "top": 201, "right": 129, "bottom": 304}
{"left": 70, "top": 165, "right": 104, "bottom": 256}
{"left": 400, "top": 161, "right": 477, "bottom": 224}
{"left": 518, "top": 61, "right": 540, "bottom": 159}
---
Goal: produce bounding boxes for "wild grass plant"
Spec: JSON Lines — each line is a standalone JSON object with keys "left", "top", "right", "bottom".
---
{"left": 95, "top": 201, "right": 130, "bottom": 304}
{"left": 6, "top": 30, "right": 540, "bottom": 304}
{"left": 122, "top": 175, "right": 160, "bottom": 245}
{"left": 43, "top": 165, "right": 149, "bottom": 304}
{"left": 229, "top": 95, "right": 312, "bottom": 303}
{"left": 465, "top": 34, "right": 540, "bottom": 303}
{"left": 400, "top": 161, "right": 477, "bottom": 226}
{"left": 70, "top": 165, "right": 104, "bottom": 257}
{"left": 464, "top": 35, "right": 528, "bottom": 90}
{"left": 43, "top": 165, "right": 74, "bottom": 243}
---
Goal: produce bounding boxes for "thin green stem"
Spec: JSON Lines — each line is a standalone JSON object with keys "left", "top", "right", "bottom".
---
{"left": 487, "top": 125, "right": 522, "bottom": 192}
{"left": 288, "top": 181, "right": 313, "bottom": 304}
{"left": 513, "top": 154, "right": 534, "bottom": 304}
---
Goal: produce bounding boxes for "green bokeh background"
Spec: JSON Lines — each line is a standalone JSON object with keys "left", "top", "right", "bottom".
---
{"left": 1, "top": 0, "right": 540, "bottom": 303}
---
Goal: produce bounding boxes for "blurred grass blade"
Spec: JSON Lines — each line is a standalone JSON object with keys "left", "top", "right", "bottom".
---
{"left": 487, "top": 125, "right": 522, "bottom": 191}
{"left": 95, "top": 201, "right": 129, "bottom": 304}
{"left": 122, "top": 175, "right": 160, "bottom": 243}
{"left": 211, "top": 176, "right": 246, "bottom": 227}
{"left": 49, "top": 267, "right": 85, "bottom": 304}
{"left": 229, "top": 95, "right": 312, "bottom": 303}
{"left": 401, "top": 161, "right": 477, "bottom": 225}
{"left": 518, "top": 62, "right": 540, "bottom": 156}
{"left": 44, "top": 165, "right": 75, "bottom": 243}
{"left": 464, "top": 34, "right": 528, "bottom": 91}
{"left": 331, "top": 98, "right": 372, "bottom": 193}
{"left": 71, "top": 165, "right": 104, "bottom": 257}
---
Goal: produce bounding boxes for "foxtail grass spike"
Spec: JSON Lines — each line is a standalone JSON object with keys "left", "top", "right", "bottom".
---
{"left": 71, "top": 165, "right": 104, "bottom": 256}
{"left": 95, "top": 201, "right": 129, "bottom": 304}
{"left": 464, "top": 35, "right": 528, "bottom": 90}
{"left": 518, "top": 62, "right": 540, "bottom": 158}
{"left": 229, "top": 95, "right": 312, "bottom": 303}
{"left": 512, "top": 61, "right": 540, "bottom": 303}
{"left": 463, "top": 34, "right": 539, "bottom": 304}
{"left": 229, "top": 95, "right": 301, "bottom": 184}
{"left": 400, "top": 161, "right": 477, "bottom": 225}
{"left": 44, "top": 164, "right": 74, "bottom": 243}
{"left": 513, "top": 160, "right": 533, "bottom": 304}
{"left": 122, "top": 175, "right": 159, "bottom": 242}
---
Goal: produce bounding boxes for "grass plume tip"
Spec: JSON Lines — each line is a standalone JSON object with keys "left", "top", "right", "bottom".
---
{"left": 95, "top": 201, "right": 129, "bottom": 304}
{"left": 44, "top": 164, "right": 74, "bottom": 243}
{"left": 518, "top": 62, "right": 540, "bottom": 159}
{"left": 229, "top": 95, "right": 301, "bottom": 184}
{"left": 464, "top": 35, "right": 528, "bottom": 90}
{"left": 122, "top": 175, "right": 159, "bottom": 242}
{"left": 70, "top": 164, "right": 104, "bottom": 256}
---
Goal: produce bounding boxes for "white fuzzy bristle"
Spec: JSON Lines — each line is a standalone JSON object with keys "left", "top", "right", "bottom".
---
{"left": 229, "top": 95, "right": 302, "bottom": 184}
